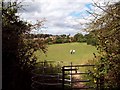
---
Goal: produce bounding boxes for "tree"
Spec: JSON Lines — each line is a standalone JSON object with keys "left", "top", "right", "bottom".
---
{"left": 87, "top": 1, "right": 120, "bottom": 88}
{"left": 74, "top": 33, "right": 86, "bottom": 42}
{"left": 84, "top": 32, "right": 97, "bottom": 46}
{"left": 2, "top": 1, "right": 46, "bottom": 90}
{"left": 45, "top": 37, "right": 53, "bottom": 44}
{"left": 55, "top": 36, "right": 63, "bottom": 43}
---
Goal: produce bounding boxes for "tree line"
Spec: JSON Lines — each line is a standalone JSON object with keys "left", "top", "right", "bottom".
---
{"left": 25, "top": 33, "right": 97, "bottom": 45}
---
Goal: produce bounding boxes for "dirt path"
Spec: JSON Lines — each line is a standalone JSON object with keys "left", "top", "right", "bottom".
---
{"left": 72, "top": 71, "right": 87, "bottom": 88}
{"left": 64, "top": 67, "right": 88, "bottom": 89}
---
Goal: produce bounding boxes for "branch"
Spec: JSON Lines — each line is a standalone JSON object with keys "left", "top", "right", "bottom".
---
{"left": 93, "top": 1, "right": 120, "bottom": 19}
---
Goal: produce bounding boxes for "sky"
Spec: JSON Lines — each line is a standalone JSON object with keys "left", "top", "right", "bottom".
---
{"left": 16, "top": 0, "right": 119, "bottom": 36}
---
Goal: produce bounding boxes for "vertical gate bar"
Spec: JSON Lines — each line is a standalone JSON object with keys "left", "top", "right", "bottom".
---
{"left": 70, "top": 62, "right": 72, "bottom": 88}
{"left": 100, "top": 74, "right": 104, "bottom": 90}
{"left": 96, "top": 77, "right": 99, "bottom": 90}
{"left": 43, "top": 60, "right": 45, "bottom": 90}
{"left": 62, "top": 67, "right": 65, "bottom": 90}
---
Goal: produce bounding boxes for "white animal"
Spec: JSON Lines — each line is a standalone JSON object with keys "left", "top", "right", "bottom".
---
{"left": 70, "top": 49, "right": 75, "bottom": 54}
{"left": 70, "top": 50, "right": 73, "bottom": 54}
{"left": 72, "top": 50, "right": 75, "bottom": 54}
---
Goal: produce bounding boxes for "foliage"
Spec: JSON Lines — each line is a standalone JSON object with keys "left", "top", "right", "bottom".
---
{"left": 73, "top": 33, "right": 97, "bottom": 46}
{"left": 85, "top": 32, "right": 98, "bottom": 46}
{"left": 55, "top": 36, "right": 63, "bottom": 43}
{"left": 33, "top": 60, "right": 62, "bottom": 74}
{"left": 31, "top": 60, "right": 63, "bottom": 90}
{"left": 2, "top": 1, "right": 47, "bottom": 90}
{"left": 54, "top": 34, "right": 71, "bottom": 44}
{"left": 25, "top": 34, "right": 53, "bottom": 39}
{"left": 87, "top": 1, "right": 120, "bottom": 88}
{"left": 26, "top": 34, "right": 72, "bottom": 44}
{"left": 45, "top": 37, "right": 53, "bottom": 44}
{"left": 74, "top": 33, "right": 85, "bottom": 42}
{"left": 26, "top": 33, "right": 98, "bottom": 44}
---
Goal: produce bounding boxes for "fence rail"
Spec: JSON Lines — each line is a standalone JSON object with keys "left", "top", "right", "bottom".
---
{"left": 62, "top": 63, "right": 97, "bottom": 90}
{"left": 31, "top": 60, "right": 104, "bottom": 90}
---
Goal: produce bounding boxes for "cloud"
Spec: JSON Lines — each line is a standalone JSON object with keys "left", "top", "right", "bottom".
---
{"left": 17, "top": 0, "right": 119, "bottom": 36}
{"left": 19, "top": 2, "right": 41, "bottom": 13}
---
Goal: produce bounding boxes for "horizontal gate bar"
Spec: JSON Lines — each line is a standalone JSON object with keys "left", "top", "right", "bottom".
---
{"left": 63, "top": 64, "right": 95, "bottom": 67}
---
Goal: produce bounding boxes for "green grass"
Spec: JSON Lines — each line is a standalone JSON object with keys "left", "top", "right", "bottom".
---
{"left": 35, "top": 42, "right": 97, "bottom": 65}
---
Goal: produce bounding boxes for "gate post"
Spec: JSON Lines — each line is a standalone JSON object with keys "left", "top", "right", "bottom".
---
{"left": 70, "top": 62, "right": 72, "bottom": 88}
{"left": 96, "top": 77, "right": 99, "bottom": 90}
{"left": 100, "top": 74, "right": 104, "bottom": 90}
{"left": 100, "top": 64, "right": 104, "bottom": 90}
{"left": 62, "top": 67, "right": 65, "bottom": 90}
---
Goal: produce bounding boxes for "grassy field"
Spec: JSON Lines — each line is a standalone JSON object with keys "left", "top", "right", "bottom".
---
{"left": 35, "top": 42, "right": 97, "bottom": 65}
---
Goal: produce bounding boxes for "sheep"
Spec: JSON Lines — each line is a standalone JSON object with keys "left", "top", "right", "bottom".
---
{"left": 70, "top": 50, "right": 76, "bottom": 54}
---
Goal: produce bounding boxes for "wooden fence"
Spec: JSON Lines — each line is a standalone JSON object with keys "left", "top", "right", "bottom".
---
{"left": 31, "top": 61, "right": 104, "bottom": 90}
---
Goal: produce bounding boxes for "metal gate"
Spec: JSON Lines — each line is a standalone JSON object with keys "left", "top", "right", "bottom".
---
{"left": 31, "top": 61, "right": 104, "bottom": 90}
{"left": 62, "top": 63, "right": 100, "bottom": 90}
